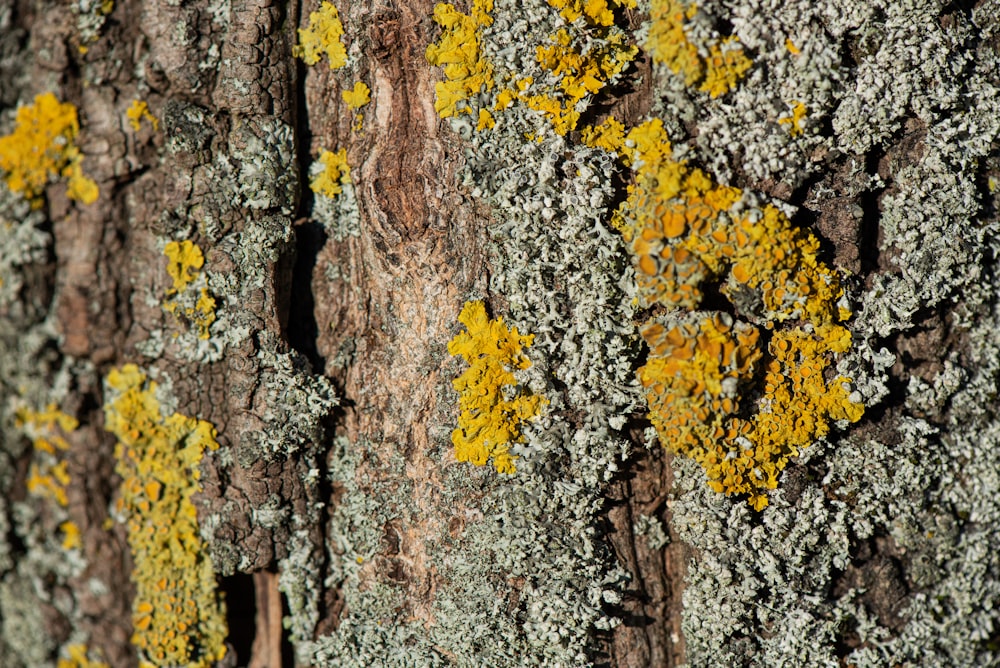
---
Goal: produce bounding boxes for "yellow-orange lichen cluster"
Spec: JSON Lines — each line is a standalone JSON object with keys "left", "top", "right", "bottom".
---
{"left": 17, "top": 404, "right": 77, "bottom": 508}
{"left": 426, "top": 0, "right": 636, "bottom": 135}
{"left": 0, "top": 92, "right": 98, "bottom": 205}
{"left": 342, "top": 81, "right": 371, "bottom": 130}
{"left": 104, "top": 364, "right": 227, "bottom": 668}
{"left": 448, "top": 301, "right": 547, "bottom": 474}
{"left": 126, "top": 100, "right": 159, "bottom": 132}
{"left": 586, "top": 117, "right": 862, "bottom": 509}
{"left": 646, "top": 0, "right": 751, "bottom": 97}
{"left": 425, "top": 0, "right": 496, "bottom": 119}
{"left": 779, "top": 100, "right": 808, "bottom": 137}
{"left": 310, "top": 148, "right": 351, "bottom": 198}
{"left": 57, "top": 644, "right": 110, "bottom": 668}
{"left": 427, "top": 0, "right": 858, "bottom": 507}
{"left": 512, "top": 16, "right": 636, "bottom": 135}
{"left": 16, "top": 404, "right": 83, "bottom": 549}
{"left": 293, "top": 1, "right": 348, "bottom": 69}
{"left": 162, "top": 240, "right": 216, "bottom": 340}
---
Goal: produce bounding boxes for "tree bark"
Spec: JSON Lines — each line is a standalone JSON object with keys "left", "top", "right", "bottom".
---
{"left": 2, "top": 0, "right": 1000, "bottom": 667}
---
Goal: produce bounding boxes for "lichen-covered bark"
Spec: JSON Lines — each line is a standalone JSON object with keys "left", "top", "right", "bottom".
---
{"left": 2, "top": 0, "right": 1000, "bottom": 667}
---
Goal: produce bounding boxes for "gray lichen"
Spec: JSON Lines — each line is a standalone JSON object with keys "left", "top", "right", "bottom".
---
{"left": 676, "top": 0, "right": 845, "bottom": 186}
{"left": 309, "top": 0, "right": 640, "bottom": 664}
{"left": 668, "top": 0, "right": 1000, "bottom": 665}
{"left": 71, "top": 0, "right": 112, "bottom": 48}
{"left": 0, "top": 149, "right": 91, "bottom": 668}
{"left": 306, "top": 437, "right": 446, "bottom": 666}
{"left": 0, "top": 183, "right": 48, "bottom": 312}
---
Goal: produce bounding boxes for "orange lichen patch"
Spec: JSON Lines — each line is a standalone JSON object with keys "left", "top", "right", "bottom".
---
{"left": 604, "top": 120, "right": 843, "bottom": 326}
{"left": 126, "top": 100, "right": 159, "bottom": 132}
{"left": 104, "top": 364, "right": 227, "bottom": 668}
{"left": 425, "top": 0, "right": 495, "bottom": 118}
{"left": 646, "top": 0, "right": 751, "bottom": 97}
{"left": 310, "top": 148, "right": 351, "bottom": 198}
{"left": 778, "top": 100, "right": 808, "bottom": 137}
{"left": 639, "top": 317, "right": 862, "bottom": 510}
{"left": 785, "top": 38, "right": 801, "bottom": 55}
{"left": 448, "top": 300, "right": 547, "bottom": 474}
{"left": 57, "top": 644, "right": 110, "bottom": 668}
{"left": 591, "top": 118, "right": 863, "bottom": 508}
{"left": 17, "top": 404, "right": 78, "bottom": 508}
{"left": 293, "top": 1, "right": 348, "bottom": 68}
{"left": 162, "top": 241, "right": 216, "bottom": 340}
{"left": 0, "top": 92, "right": 98, "bottom": 205}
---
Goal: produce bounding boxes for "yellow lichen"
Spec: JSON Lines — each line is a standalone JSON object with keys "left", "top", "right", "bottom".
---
{"left": 193, "top": 288, "right": 217, "bottom": 339}
{"left": 426, "top": 0, "right": 634, "bottom": 135}
{"left": 581, "top": 117, "right": 628, "bottom": 158}
{"left": 448, "top": 300, "right": 547, "bottom": 474}
{"left": 699, "top": 38, "right": 754, "bottom": 98}
{"left": 57, "top": 644, "right": 110, "bottom": 668}
{"left": 486, "top": 2, "right": 635, "bottom": 136}
{"left": 425, "top": 0, "right": 496, "bottom": 118}
{"left": 162, "top": 241, "right": 216, "bottom": 340}
{"left": 342, "top": 81, "right": 371, "bottom": 109}
{"left": 646, "top": 0, "right": 751, "bottom": 97}
{"left": 342, "top": 81, "right": 370, "bottom": 131}
{"left": 522, "top": 26, "right": 636, "bottom": 134}
{"left": 17, "top": 404, "right": 78, "bottom": 508}
{"left": 60, "top": 520, "right": 82, "bottom": 550}
{"left": 126, "top": 100, "right": 159, "bottom": 132}
{"left": 104, "top": 364, "right": 227, "bottom": 668}
{"left": 476, "top": 108, "right": 496, "bottom": 131}
{"left": 310, "top": 148, "right": 351, "bottom": 198}
{"left": 547, "top": 0, "right": 636, "bottom": 26}
{"left": 0, "top": 92, "right": 99, "bottom": 205}
{"left": 164, "top": 240, "right": 203, "bottom": 294}
{"left": 638, "top": 317, "right": 860, "bottom": 510}
{"left": 589, "top": 118, "right": 863, "bottom": 509}
{"left": 779, "top": 100, "right": 808, "bottom": 137}
{"left": 293, "top": 1, "right": 348, "bottom": 68}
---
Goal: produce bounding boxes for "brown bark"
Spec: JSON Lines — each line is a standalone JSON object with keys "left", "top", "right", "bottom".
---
{"left": 3, "top": 0, "right": 559, "bottom": 663}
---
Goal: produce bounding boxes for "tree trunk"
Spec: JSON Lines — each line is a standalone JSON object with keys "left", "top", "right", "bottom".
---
{"left": 1, "top": 0, "right": 999, "bottom": 666}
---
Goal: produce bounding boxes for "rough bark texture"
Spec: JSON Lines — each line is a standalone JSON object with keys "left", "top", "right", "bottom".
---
{"left": 2, "top": 0, "right": 1000, "bottom": 667}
